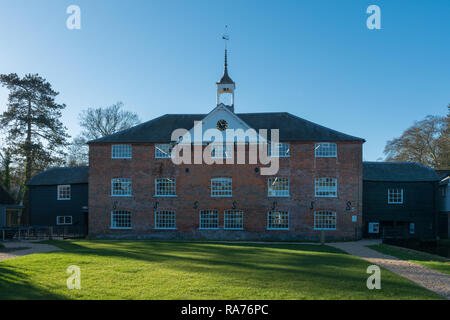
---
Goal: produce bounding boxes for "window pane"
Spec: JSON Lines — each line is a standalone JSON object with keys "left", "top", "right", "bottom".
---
{"left": 112, "top": 144, "right": 132, "bottom": 159}
{"left": 111, "top": 210, "right": 132, "bottom": 229}
{"left": 111, "top": 178, "right": 132, "bottom": 196}
{"left": 267, "top": 177, "right": 289, "bottom": 197}
{"left": 211, "top": 178, "right": 232, "bottom": 197}
{"left": 268, "top": 143, "right": 290, "bottom": 157}
{"left": 155, "top": 144, "right": 172, "bottom": 158}
{"left": 315, "top": 178, "right": 337, "bottom": 197}
{"left": 314, "top": 211, "right": 336, "bottom": 230}
{"left": 155, "top": 210, "right": 176, "bottom": 229}
{"left": 267, "top": 211, "right": 289, "bottom": 230}
{"left": 224, "top": 210, "right": 244, "bottom": 230}
{"left": 155, "top": 178, "right": 176, "bottom": 196}
{"left": 315, "top": 143, "right": 337, "bottom": 158}
{"left": 199, "top": 210, "right": 219, "bottom": 229}
{"left": 57, "top": 185, "right": 71, "bottom": 200}
{"left": 388, "top": 189, "right": 403, "bottom": 204}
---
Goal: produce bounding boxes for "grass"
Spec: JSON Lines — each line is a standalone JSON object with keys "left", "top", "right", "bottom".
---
{"left": 0, "top": 240, "right": 443, "bottom": 300}
{"left": 368, "top": 244, "right": 450, "bottom": 275}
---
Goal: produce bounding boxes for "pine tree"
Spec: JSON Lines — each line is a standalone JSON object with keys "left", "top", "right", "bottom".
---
{"left": 0, "top": 73, "right": 70, "bottom": 221}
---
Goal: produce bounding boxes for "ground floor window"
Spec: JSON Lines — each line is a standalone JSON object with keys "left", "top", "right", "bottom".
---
{"left": 368, "top": 222, "right": 380, "bottom": 234}
{"left": 224, "top": 210, "right": 244, "bottom": 230}
{"left": 155, "top": 210, "right": 176, "bottom": 229}
{"left": 199, "top": 210, "right": 219, "bottom": 229}
{"left": 314, "top": 211, "right": 336, "bottom": 230}
{"left": 56, "top": 216, "right": 72, "bottom": 225}
{"left": 267, "top": 211, "right": 289, "bottom": 230}
{"left": 111, "top": 211, "right": 131, "bottom": 229}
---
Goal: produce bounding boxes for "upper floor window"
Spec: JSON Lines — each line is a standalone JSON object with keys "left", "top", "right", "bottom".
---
{"left": 314, "top": 211, "right": 336, "bottom": 230}
{"left": 211, "top": 178, "right": 232, "bottom": 197}
{"left": 267, "top": 211, "right": 289, "bottom": 230}
{"left": 315, "top": 143, "right": 337, "bottom": 158}
{"left": 155, "top": 144, "right": 172, "bottom": 159}
{"left": 112, "top": 144, "right": 132, "bottom": 159}
{"left": 224, "top": 209, "right": 244, "bottom": 230}
{"left": 111, "top": 210, "right": 132, "bottom": 229}
{"left": 111, "top": 178, "right": 132, "bottom": 196}
{"left": 268, "top": 177, "right": 290, "bottom": 197}
{"left": 199, "top": 209, "right": 219, "bottom": 230}
{"left": 155, "top": 210, "right": 176, "bottom": 229}
{"left": 155, "top": 178, "right": 176, "bottom": 196}
{"left": 388, "top": 188, "right": 403, "bottom": 204}
{"left": 56, "top": 216, "right": 72, "bottom": 225}
{"left": 315, "top": 178, "right": 337, "bottom": 197}
{"left": 211, "top": 144, "right": 232, "bottom": 159}
{"left": 57, "top": 185, "right": 71, "bottom": 200}
{"left": 268, "top": 143, "right": 290, "bottom": 158}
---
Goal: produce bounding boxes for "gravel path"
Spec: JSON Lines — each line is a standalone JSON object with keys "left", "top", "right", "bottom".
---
{"left": 0, "top": 241, "right": 61, "bottom": 261}
{"left": 329, "top": 240, "right": 450, "bottom": 299}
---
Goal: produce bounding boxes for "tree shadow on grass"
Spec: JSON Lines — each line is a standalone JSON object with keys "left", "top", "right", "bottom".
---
{"left": 0, "top": 264, "right": 65, "bottom": 300}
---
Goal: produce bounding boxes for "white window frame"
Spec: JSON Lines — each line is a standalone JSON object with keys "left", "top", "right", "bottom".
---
{"left": 56, "top": 216, "right": 72, "bottom": 225}
{"left": 268, "top": 143, "right": 290, "bottom": 158}
{"left": 224, "top": 210, "right": 244, "bottom": 230}
{"left": 388, "top": 188, "right": 403, "bottom": 204}
{"left": 155, "top": 144, "right": 172, "bottom": 159}
{"left": 110, "top": 210, "right": 132, "bottom": 229}
{"left": 211, "top": 178, "right": 233, "bottom": 197}
{"left": 267, "top": 211, "right": 289, "bottom": 230}
{"left": 111, "top": 178, "right": 132, "bottom": 197}
{"left": 368, "top": 222, "right": 380, "bottom": 234}
{"left": 111, "top": 144, "right": 132, "bottom": 159}
{"left": 315, "top": 143, "right": 337, "bottom": 158}
{"left": 314, "top": 211, "right": 337, "bottom": 230}
{"left": 315, "top": 178, "right": 338, "bottom": 198}
{"left": 199, "top": 210, "right": 219, "bottom": 230}
{"left": 154, "top": 210, "right": 176, "bottom": 230}
{"left": 155, "top": 178, "right": 177, "bottom": 197}
{"left": 57, "top": 185, "right": 71, "bottom": 200}
{"left": 267, "top": 177, "right": 290, "bottom": 197}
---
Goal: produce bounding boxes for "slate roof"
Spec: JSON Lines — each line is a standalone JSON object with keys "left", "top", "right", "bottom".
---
{"left": 0, "top": 185, "right": 14, "bottom": 205}
{"left": 88, "top": 112, "right": 365, "bottom": 143}
{"left": 363, "top": 162, "right": 439, "bottom": 182}
{"left": 27, "top": 167, "right": 89, "bottom": 186}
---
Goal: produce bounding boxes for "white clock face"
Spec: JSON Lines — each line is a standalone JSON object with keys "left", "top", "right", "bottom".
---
{"left": 216, "top": 119, "right": 228, "bottom": 131}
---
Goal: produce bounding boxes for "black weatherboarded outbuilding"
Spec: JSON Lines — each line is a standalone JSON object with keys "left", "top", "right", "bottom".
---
{"left": 362, "top": 162, "right": 439, "bottom": 240}
{"left": 27, "top": 166, "right": 89, "bottom": 234}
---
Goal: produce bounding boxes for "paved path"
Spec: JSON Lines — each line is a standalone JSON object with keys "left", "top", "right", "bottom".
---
{"left": 0, "top": 241, "right": 61, "bottom": 261}
{"left": 329, "top": 240, "right": 450, "bottom": 299}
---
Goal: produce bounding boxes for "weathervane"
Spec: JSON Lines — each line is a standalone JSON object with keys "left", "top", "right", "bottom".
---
{"left": 222, "top": 25, "right": 229, "bottom": 48}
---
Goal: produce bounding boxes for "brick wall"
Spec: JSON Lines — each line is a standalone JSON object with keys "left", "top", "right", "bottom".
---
{"left": 88, "top": 141, "right": 363, "bottom": 240}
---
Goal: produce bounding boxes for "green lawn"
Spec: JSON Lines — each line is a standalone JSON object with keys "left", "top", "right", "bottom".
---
{"left": 0, "top": 240, "right": 443, "bottom": 300}
{"left": 368, "top": 244, "right": 450, "bottom": 275}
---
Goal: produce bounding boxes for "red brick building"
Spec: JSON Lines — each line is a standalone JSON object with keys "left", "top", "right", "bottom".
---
{"left": 88, "top": 52, "right": 365, "bottom": 240}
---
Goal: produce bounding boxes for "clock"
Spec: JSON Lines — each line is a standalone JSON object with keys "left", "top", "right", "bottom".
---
{"left": 216, "top": 119, "right": 228, "bottom": 131}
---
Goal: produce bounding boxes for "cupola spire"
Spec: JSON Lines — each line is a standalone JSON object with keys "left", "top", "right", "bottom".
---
{"left": 216, "top": 26, "right": 236, "bottom": 111}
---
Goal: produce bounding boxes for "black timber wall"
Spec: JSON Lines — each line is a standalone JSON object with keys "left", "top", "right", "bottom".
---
{"left": 362, "top": 181, "right": 438, "bottom": 239}
{"left": 29, "top": 183, "right": 88, "bottom": 233}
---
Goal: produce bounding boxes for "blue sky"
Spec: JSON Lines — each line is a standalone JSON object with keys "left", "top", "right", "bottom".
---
{"left": 0, "top": 0, "right": 448, "bottom": 161}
